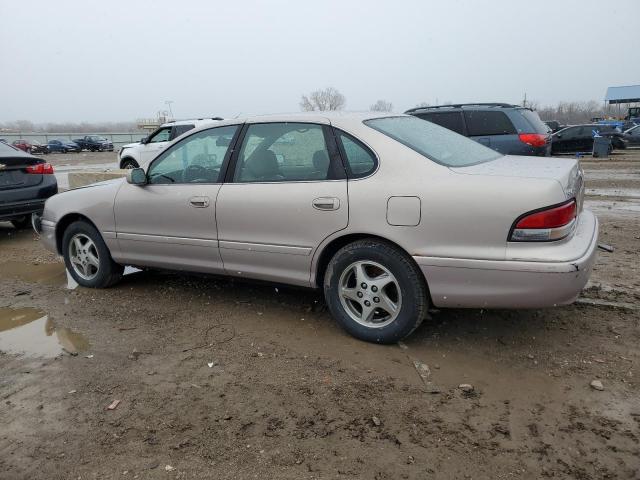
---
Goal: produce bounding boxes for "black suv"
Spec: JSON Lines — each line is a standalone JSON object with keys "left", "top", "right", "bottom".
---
{"left": 405, "top": 103, "right": 551, "bottom": 157}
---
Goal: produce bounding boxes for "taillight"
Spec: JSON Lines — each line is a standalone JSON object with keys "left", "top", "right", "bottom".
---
{"left": 26, "top": 163, "right": 54, "bottom": 175}
{"left": 518, "top": 133, "right": 549, "bottom": 148}
{"left": 510, "top": 199, "right": 577, "bottom": 242}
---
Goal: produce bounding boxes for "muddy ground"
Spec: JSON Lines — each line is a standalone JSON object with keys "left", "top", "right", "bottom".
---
{"left": 0, "top": 150, "right": 639, "bottom": 479}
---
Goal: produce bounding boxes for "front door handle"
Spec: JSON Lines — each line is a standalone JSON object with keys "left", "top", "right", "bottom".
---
{"left": 189, "top": 196, "right": 210, "bottom": 208}
{"left": 312, "top": 197, "right": 340, "bottom": 211}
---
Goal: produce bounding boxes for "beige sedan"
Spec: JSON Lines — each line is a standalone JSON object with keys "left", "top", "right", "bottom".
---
{"left": 40, "top": 113, "right": 598, "bottom": 343}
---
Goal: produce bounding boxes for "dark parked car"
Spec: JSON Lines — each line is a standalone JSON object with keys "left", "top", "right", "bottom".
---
{"left": 624, "top": 124, "right": 640, "bottom": 146}
{"left": 47, "top": 139, "right": 81, "bottom": 153}
{"left": 0, "top": 141, "right": 57, "bottom": 230}
{"left": 73, "top": 135, "right": 114, "bottom": 152}
{"left": 13, "top": 139, "right": 49, "bottom": 154}
{"left": 544, "top": 120, "right": 564, "bottom": 133}
{"left": 551, "top": 125, "right": 627, "bottom": 154}
{"left": 406, "top": 103, "right": 551, "bottom": 156}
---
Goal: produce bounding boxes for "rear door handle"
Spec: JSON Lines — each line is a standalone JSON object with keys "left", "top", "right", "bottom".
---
{"left": 312, "top": 197, "right": 340, "bottom": 211}
{"left": 189, "top": 196, "right": 210, "bottom": 208}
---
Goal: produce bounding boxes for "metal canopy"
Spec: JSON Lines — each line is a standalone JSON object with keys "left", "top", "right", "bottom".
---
{"left": 604, "top": 85, "right": 640, "bottom": 104}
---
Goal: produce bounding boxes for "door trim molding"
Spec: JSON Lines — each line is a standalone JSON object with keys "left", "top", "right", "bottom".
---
{"left": 117, "top": 232, "right": 218, "bottom": 248}
{"left": 219, "top": 240, "right": 311, "bottom": 256}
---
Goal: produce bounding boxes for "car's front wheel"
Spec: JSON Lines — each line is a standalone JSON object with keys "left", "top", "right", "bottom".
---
{"left": 62, "top": 220, "right": 123, "bottom": 288}
{"left": 324, "top": 239, "right": 429, "bottom": 344}
{"left": 120, "top": 158, "right": 139, "bottom": 169}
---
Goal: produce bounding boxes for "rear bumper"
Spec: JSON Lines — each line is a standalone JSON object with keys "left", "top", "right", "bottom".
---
{"left": 0, "top": 199, "right": 46, "bottom": 220}
{"left": 414, "top": 210, "right": 598, "bottom": 309}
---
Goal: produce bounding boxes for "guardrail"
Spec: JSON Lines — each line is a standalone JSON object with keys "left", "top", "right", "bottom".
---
{"left": 0, "top": 132, "right": 146, "bottom": 149}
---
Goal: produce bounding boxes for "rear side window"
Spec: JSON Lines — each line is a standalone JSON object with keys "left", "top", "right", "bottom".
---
{"left": 519, "top": 109, "right": 551, "bottom": 134}
{"left": 415, "top": 112, "right": 465, "bottom": 135}
{"left": 464, "top": 111, "right": 516, "bottom": 136}
{"left": 335, "top": 130, "right": 377, "bottom": 178}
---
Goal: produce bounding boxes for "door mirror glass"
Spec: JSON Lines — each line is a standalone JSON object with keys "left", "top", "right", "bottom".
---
{"left": 126, "top": 168, "right": 147, "bottom": 185}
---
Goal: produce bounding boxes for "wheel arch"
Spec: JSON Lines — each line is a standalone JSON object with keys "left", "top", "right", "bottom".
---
{"left": 313, "top": 233, "right": 432, "bottom": 302}
{"left": 55, "top": 213, "right": 102, "bottom": 255}
{"left": 119, "top": 156, "right": 139, "bottom": 169}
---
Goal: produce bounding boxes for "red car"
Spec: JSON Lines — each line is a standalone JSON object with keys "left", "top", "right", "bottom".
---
{"left": 12, "top": 139, "right": 49, "bottom": 154}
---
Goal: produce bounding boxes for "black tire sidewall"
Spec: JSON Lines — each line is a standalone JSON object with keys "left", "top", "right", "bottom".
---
{"left": 121, "top": 159, "right": 138, "bottom": 169}
{"left": 324, "top": 241, "right": 428, "bottom": 344}
{"left": 11, "top": 216, "right": 30, "bottom": 229}
{"left": 62, "top": 221, "right": 122, "bottom": 288}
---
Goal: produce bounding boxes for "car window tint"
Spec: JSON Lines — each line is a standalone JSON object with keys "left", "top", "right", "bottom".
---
{"left": 234, "top": 123, "right": 332, "bottom": 182}
{"left": 463, "top": 111, "right": 516, "bottom": 136}
{"left": 416, "top": 112, "right": 465, "bottom": 135}
{"left": 148, "top": 128, "right": 171, "bottom": 143}
{"left": 171, "top": 124, "right": 195, "bottom": 140}
{"left": 365, "top": 116, "right": 501, "bottom": 167}
{"left": 336, "top": 131, "right": 377, "bottom": 178}
{"left": 148, "top": 125, "right": 238, "bottom": 184}
{"left": 519, "top": 109, "right": 550, "bottom": 133}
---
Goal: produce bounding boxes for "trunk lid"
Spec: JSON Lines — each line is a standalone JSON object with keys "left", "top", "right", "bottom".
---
{"left": 451, "top": 155, "right": 584, "bottom": 211}
{"left": 0, "top": 148, "right": 45, "bottom": 194}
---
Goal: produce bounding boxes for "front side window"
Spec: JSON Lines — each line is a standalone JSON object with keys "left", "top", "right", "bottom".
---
{"left": 463, "top": 111, "right": 516, "bottom": 136}
{"left": 365, "top": 116, "right": 501, "bottom": 167}
{"left": 336, "top": 130, "right": 377, "bottom": 178}
{"left": 147, "top": 125, "right": 238, "bottom": 184}
{"left": 148, "top": 127, "right": 171, "bottom": 143}
{"left": 234, "top": 123, "right": 336, "bottom": 182}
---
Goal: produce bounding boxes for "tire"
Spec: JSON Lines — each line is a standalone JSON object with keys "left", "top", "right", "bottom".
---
{"left": 120, "top": 158, "right": 139, "bottom": 169}
{"left": 324, "top": 239, "right": 429, "bottom": 344}
{"left": 63, "top": 148, "right": 68, "bottom": 153}
{"left": 11, "top": 216, "right": 31, "bottom": 230}
{"left": 62, "top": 220, "right": 123, "bottom": 288}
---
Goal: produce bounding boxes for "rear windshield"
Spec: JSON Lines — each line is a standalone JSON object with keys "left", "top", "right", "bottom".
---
{"left": 364, "top": 116, "right": 501, "bottom": 167}
{"left": 519, "top": 109, "right": 550, "bottom": 134}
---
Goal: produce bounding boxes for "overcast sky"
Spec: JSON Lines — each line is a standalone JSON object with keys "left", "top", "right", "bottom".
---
{"left": 1, "top": 0, "right": 638, "bottom": 122}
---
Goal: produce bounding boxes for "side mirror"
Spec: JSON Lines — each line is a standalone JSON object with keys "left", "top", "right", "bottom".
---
{"left": 126, "top": 168, "right": 147, "bottom": 186}
{"left": 140, "top": 137, "right": 147, "bottom": 144}
{"left": 555, "top": 134, "right": 562, "bottom": 139}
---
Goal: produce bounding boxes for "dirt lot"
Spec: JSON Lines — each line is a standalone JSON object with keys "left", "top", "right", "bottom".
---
{"left": 1, "top": 151, "right": 639, "bottom": 479}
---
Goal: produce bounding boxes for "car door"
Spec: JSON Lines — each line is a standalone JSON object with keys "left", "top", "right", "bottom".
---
{"left": 113, "top": 125, "right": 240, "bottom": 272}
{"left": 215, "top": 121, "right": 348, "bottom": 286}
{"left": 139, "top": 126, "right": 172, "bottom": 165}
{"left": 553, "top": 127, "right": 574, "bottom": 153}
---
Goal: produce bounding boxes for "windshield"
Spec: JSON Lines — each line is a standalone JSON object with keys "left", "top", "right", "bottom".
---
{"left": 364, "top": 116, "right": 502, "bottom": 167}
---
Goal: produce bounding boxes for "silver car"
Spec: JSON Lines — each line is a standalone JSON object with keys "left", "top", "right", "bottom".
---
{"left": 40, "top": 113, "right": 598, "bottom": 343}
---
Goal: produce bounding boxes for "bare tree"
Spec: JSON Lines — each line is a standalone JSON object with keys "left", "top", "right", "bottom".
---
{"left": 535, "top": 100, "right": 608, "bottom": 124}
{"left": 370, "top": 100, "right": 393, "bottom": 112}
{"left": 300, "top": 87, "right": 346, "bottom": 111}
{"left": 414, "top": 102, "right": 430, "bottom": 108}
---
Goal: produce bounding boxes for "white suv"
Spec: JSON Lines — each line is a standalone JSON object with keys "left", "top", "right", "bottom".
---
{"left": 118, "top": 118, "right": 223, "bottom": 169}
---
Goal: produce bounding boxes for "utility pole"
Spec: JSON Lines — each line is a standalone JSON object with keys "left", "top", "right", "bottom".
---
{"left": 523, "top": 92, "right": 527, "bottom": 108}
{"left": 165, "top": 100, "right": 174, "bottom": 120}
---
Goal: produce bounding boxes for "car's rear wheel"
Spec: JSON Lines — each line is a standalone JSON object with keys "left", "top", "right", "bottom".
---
{"left": 62, "top": 220, "right": 123, "bottom": 288}
{"left": 324, "top": 239, "right": 429, "bottom": 344}
{"left": 120, "top": 158, "right": 139, "bottom": 169}
{"left": 11, "top": 216, "right": 31, "bottom": 230}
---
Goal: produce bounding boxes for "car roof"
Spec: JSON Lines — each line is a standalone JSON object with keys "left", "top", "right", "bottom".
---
{"left": 405, "top": 103, "right": 523, "bottom": 114}
{"left": 181, "top": 111, "right": 405, "bottom": 135}
{"left": 160, "top": 117, "right": 224, "bottom": 127}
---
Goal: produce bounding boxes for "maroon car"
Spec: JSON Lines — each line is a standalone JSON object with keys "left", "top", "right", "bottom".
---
{"left": 12, "top": 139, "right": 48, "bottom": 155}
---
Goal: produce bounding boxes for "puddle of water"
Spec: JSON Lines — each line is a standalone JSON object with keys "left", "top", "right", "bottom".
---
{"left": 585, "top": 187, "right": 640, "bottom": 199}
{"left": 585, "top": 198, "right": 640, "bottom": 215}
{"left": 0, "top": 307, "right": 89, "bottom": 357}
{"left": 0, "top": 261, "right": 66, "bottom": 285}
{"left": 584, "top": 170, "right": 640, "bottom": 181}
{"left": 0, "top": 260, "right": 141, "bottom": 290}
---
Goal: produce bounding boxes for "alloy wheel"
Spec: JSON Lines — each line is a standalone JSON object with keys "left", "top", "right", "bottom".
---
{"left": 68, "top": 233, "right": 100, "bottom": 281}
{"left": 338, "top": 260, "right": 402, "bottom": 328}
